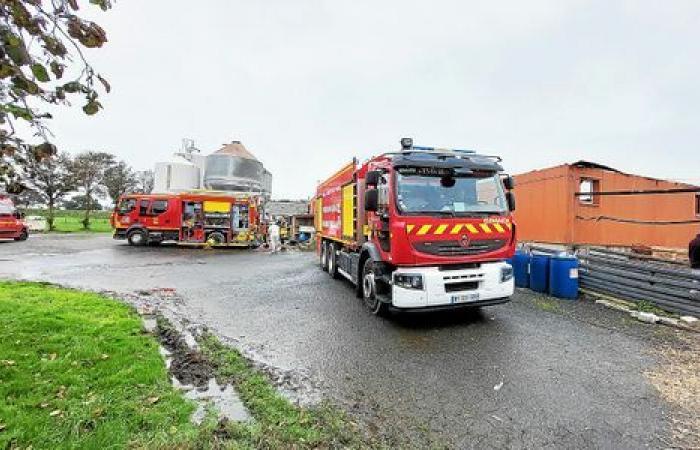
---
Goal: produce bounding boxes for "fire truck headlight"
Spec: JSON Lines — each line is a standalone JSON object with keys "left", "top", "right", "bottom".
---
{"left": 501, "top": 265, "right": 514, "bottom": 283}
{"left": 394, "top": 273, "right": 424, "bottom": 290}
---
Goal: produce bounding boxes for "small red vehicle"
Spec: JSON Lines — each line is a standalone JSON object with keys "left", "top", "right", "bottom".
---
{"left": 112, "top": 191, "right": 263, "bottom": 247}
{"left": 314, "top": 138, "right": 517, "bottom": 315}
{"left": 0, "top": 195, "right": 28, "bottom": 241}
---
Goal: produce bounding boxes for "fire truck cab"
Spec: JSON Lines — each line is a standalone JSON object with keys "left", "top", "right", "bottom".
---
{"left": 0, "top": 195, "right": 28, "bottom": 241}
{"left": 315, "top": 139, "right": 516, "bottom": 315}
{"left": 112, "top": 192, "right": 262, "bottom": 247}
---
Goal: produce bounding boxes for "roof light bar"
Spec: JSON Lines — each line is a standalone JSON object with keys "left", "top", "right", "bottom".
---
{"left": 399, "top": 138, "right": 476, "bottom": 154}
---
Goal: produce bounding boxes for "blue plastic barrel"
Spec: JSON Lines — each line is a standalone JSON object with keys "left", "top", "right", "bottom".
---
{"left": 529, "top": 254, "right": 551, "bottom": 293}
{"left": 512, "top": 251, "right": 531, "bottom": 288}
{"left": 549, "top": 255, "right": 579, "bottom": 300}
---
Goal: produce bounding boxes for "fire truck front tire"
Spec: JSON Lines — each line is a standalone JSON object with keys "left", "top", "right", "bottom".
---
{"left": 127, "top": 229, "right": 148, "bottom": 246}
{"left": 320, "top": 241, "right": 329, "bottom": 272}
{"left": 327, "top": 243, "right": 340, "bottom": 279}
{"left": 362, "top": 259, "right": 389, "bottom": 316}
{"left": 14, "top": 229, "right": 28, "bottom": 241}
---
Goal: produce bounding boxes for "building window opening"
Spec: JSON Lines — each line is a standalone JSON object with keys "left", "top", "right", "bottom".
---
{"left": 579, "top": 178, "right": 600, "bottom": 205}
{"left": 695, "top": 194, "right": 700, "bottom": 217}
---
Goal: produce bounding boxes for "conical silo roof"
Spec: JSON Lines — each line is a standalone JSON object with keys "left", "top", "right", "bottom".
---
{"left": 213, "top": 141, "right": 258, "bottom": 161}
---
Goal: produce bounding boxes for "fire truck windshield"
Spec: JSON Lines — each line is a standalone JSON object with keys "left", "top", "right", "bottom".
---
{"left": 396, "top": 172, "right": 507, "bottom": 215}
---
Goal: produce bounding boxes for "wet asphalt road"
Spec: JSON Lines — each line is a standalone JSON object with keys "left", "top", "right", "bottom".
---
{"left": 0, "top": 234, "right": 682, "bottom": 448}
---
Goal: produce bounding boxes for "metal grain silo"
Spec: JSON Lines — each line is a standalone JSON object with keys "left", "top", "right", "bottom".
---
{"left": 153, "top": 155, "right": 201, "bottom": 193}
{"left": 203, "top": 141, "right": 271, "bottom": 198}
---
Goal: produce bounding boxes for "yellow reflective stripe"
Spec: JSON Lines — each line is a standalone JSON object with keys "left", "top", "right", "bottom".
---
{"left": 450, "top": 224, "right": 463, "bottom": 234}
{"left": 493, "top": 223, "right": 505, "bottom": 233}
{"left": 506, "top": 222, "right": 513, "bottom": 230}
{"left": 465, "top": 224, "right": 479, "bottom": 234}
{"left": 417, "top": 224, "right": 432, "bottom": 235}
{"left": 434, "top": 224, "right": 448, "bottom": 235}
{"left": 480, "top": 223, "right": 493, "bottom": 233}
{"left": 406, "top": 224, "right": 415, "bottom": 234}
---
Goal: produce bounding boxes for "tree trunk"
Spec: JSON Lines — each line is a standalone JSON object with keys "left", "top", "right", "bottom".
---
{"left": 47, "top": 199, "right": 55, "bottom": 231}
{"left": 82, "top": 188, "right": 91, "bottom": 230}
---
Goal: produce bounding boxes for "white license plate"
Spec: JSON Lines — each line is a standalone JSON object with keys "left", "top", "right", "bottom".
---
{"left": 451, "top": 293, "right": 480, "bottom": 304}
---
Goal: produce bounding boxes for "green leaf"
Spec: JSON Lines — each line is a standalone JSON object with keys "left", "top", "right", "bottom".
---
{"left": 0, "top": 63, "right": 16, "bottom": 79}
{"left": 90, "top": 0, "right": 112, "bottom": 11}
{"left": 11, "top": 76, "right": 40, "bottom": 95}
{"left": 42, "top": 35, "right": 67, "bottom": 57}
{"left": 2, "top": 104, "right": 33, "bottom": 121}
{"left": 5, "top": 44, "right": 30, "bottom": 66}
{"left": 31, "top": 63, "right": 50, "bottom": 82}
{"left": 83, "top": 100, "right": 102, "bottom": 115}
{"left": 50, "top": 61, "right": 65, "bottom": 79}
{"left": 62, "top": 81, "right": 82, "bottom": 93}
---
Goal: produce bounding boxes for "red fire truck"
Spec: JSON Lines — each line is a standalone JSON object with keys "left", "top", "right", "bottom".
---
{"left": 112, "top": 191, "right": 263, "bottom": 247}
{"left": 314, "top": 138, "right": 516, "bottom": 315}
{"left": 0, "top": 195, "right": 28, "bottom": 241}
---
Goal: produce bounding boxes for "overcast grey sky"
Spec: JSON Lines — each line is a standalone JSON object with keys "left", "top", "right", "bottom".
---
{"left": 50, "top": 0, "right": 700, "bottom": 199}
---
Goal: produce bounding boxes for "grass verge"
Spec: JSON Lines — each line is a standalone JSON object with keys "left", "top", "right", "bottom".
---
{"left": 176, "top": 324, "right": 379, "bottom": 449}
{"left": 0, "top": 281, "right": 200, "bottom": 449}
{"left": 0, "top": 281, "right": 381, "bottom": 449}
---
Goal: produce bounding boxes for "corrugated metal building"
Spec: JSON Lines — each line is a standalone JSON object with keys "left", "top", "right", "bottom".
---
{"left": 513, "top": 161, "right": 700, "bottom": 249}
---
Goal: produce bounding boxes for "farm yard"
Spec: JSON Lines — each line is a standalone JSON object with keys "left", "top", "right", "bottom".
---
{"left": 0, "top": 234, "right": 697, "bottom": 449}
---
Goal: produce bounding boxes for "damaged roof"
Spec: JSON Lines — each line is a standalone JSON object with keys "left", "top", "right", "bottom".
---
{"left": 570, "top": 160, "right": 622, "bottom": 173}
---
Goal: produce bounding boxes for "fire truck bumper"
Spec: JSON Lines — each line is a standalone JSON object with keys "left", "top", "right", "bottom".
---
{"left": 390, "top": 261, "right": 514, "bottom": 309}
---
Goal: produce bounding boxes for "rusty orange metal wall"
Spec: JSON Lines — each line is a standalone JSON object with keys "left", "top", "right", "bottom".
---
{"left": 572, "top": 167, "right": 698, "bottom": 248}
{"left": 513, "top": 165, "right": 573, "bottom": 244}
{"left": 514, "top": 164, "right": 699, "bottom": 249}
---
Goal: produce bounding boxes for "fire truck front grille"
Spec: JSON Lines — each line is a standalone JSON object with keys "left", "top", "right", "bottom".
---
{"left": 413, "top": 239, "right": 507, "bottom": 256}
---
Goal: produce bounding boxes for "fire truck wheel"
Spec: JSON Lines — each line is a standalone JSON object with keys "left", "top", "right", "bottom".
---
{"left": 320, "top": 241, "right": 329, "bottom": 272}
{"left": 362, "top": 259, "right": 389, "bottom": 316}
{"left": 127, "top": 229, "right": 147, "bottom": 246}
{"left": 207, "top": 232, "right": 226, "bottom": 245}
{"left": 15, "top": 229, "right": 28, "bottom": 241}
{"left": 327, "top": 243, "right": 340, "bottom": 279}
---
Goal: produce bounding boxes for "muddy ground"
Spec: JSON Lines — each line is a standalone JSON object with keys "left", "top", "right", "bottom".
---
{"left": 1, "top": 234, "right": 698, "bottom": 449}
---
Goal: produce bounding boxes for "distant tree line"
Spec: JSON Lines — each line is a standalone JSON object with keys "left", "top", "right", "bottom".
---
{"left": 20, "top": 151, "right": 153, "bottom": 230}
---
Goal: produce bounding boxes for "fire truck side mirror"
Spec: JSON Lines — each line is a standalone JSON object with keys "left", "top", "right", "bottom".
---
{"left": 506, "top": 192, "right": 516, "bottom": 212}
{"left": 503, "top": 176, "right": 515, "bottom": 190}
{"left": 366, "top": 170, "right": 381, "bottom": 187}
{"left": 365, "top": 189, "right": 379, "bottom": 212}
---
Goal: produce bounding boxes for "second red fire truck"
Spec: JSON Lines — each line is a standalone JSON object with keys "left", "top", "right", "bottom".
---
{"left": 314, "top": 138, "right": 516, "bottom": 315}
{"left": 112, "top": 191, "right": 263, "bottom": 247}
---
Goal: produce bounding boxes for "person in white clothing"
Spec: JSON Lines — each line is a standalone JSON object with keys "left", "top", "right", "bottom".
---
{"left": 268, "top": 221, "right": 281, "bottom": 253}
